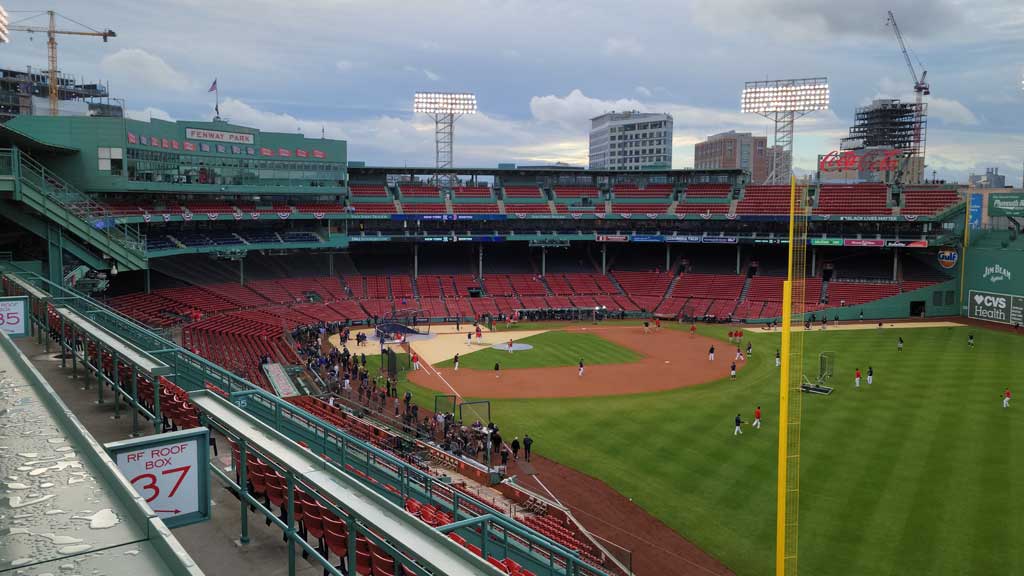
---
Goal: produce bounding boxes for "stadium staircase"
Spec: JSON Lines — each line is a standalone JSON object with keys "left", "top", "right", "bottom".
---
{"left": 4, "top": 149, "right": 147, "bottom": 271}
{"left": 496, "top": 198, "right": 506, "bottom": 214}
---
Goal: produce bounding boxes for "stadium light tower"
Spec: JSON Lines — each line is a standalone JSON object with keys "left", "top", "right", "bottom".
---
{"left": 413, "top": 92, "right": 477, "bottom": 184}
{"left": 742, "top": 78, "right": 829, "bottom": 185}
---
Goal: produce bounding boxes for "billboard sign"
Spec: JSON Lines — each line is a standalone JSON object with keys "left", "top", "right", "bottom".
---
{"left": 106, "top": 428, "right": 211, "bottom": 528}
{"left": 185, "top": 128, "right": 255, "bottom": 145}
{"left": 989, "top": 193, "right": 1024, "bottom": 218}
{"left": 969, "top": 193, "right": 983, "bottom": 229}
{"left": 818, "top": 149, "right": 901, "bottom": 173}
{"left": 843, "top": 239, "right": 885, "bottom": 247}
{"left": 968, "top": 290, "right": 1024, "bottom": 326}
{"left": 595, "top": 234, "right": 628, "bottom": 242}
{"left": 937, "top": 249, "right": 959, "bottom": 270}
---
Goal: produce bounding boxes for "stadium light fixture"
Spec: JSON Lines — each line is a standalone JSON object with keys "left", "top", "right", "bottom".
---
{"left": 741, "top": 77, "right": 830, "bottom": 184}
{"left": 413, "top": 91, "right": 478, "bottom": 184}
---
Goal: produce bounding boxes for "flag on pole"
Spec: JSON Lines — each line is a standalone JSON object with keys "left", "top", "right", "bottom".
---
{"left": 208, "top": 79, "right": 218, "bottom": 93}
{"left": 209, "top": 78, "right": 220, "bottom": 117}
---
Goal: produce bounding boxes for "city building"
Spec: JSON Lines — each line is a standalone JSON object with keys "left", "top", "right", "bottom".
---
{"left": 588, "top": 111, "right": 672, "bottom": 171}
{"left": 837, "top": 99, "right": 926, "bottom": 184}
{"left": 969, "top": 168, "right": 1006, "bottom": 189}
{"left": 694, "top": 131, "right": 773, "bottom": 183}
{"left": 0, "top": 66, "right": 122, "bottom": 121}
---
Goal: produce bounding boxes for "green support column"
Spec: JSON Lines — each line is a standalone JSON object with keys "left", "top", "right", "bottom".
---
{"left": 145, "top": 268, "right": 151, "bottom": 294}
{"left": 286, "top": 474, "right": 296, "bottom": 575}
{"left": 130, "top": 369, "right": 139, "bottom": 436}
{"left": 239, "top": 439, "right": 250, "bottom": 544}
{"left": 70, "top": 326, "right": 77, "bottom": 378}
{"left": 239, "top": 257, "right": 245, "bottom": 286}
{"left": 81, "top": 334, "right": 90, "bottom": 390}
{"left": 96, "top": 343, "right": 105, "bottom": 405}
{"left": 346, "top": 517, "right": 357, "bottom": 576}
{"left": 60, "top": 316, "right": 66, "bottom": 368}
{"left": 153, "top": 374, "right": 162, "bottom": 434}
{"left": 47, "top": 225, "right": 64, "bottom": 286}
{"left": 112, "top": 354, "right": 121, "bottom": 419}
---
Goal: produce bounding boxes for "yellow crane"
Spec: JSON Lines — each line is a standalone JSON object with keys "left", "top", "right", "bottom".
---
{"left": 5, "top": 9, "right": 115, "bottom": 116}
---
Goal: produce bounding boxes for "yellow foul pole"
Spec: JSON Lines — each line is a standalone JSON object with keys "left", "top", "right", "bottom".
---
{"left": 776, "top": 176, "right": 803, "bottom": 576}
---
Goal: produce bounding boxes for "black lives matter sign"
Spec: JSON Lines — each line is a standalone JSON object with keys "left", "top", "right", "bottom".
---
{"left": 969, "top": 290, "right": 1024, "bottom": 325}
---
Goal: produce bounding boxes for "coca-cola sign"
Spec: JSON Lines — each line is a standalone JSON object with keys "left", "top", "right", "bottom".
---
{"left": 818, "top": 149, "right": 901, "bottom": 173}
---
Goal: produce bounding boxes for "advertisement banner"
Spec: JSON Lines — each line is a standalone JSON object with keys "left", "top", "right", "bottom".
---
{"left": 989, "top": 193, "right": 1024, "bottom": 218}
{"left": 810, "top": 238, "right": 843, "bottom": 246}
{"left": 967, "top": 290, "right": 1024, "bottom": 326}
{"left": 596, "top": 234, "right": 629, "bottom": 242}
{"left": 843, "top": 239, "right": 885, "bottom": 247}
{"left": 884, "top": 240, "right": 928, "bottom": 248}
{"left": 665, "top": 235, "right": 703, "bottom": 243}
{"left": 969, "top": 193, "right": 983, "bottom": 229}
{"left": 701, "top": 236, "right": 738, "bottom": 244}
{"left": 631, "top": 235, "right": 664, "bottom": 242}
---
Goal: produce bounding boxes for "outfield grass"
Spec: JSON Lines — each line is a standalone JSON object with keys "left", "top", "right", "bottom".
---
{"left": 434, "top": 331, "right": 641, "bottom": 370}
{"left": 395, "top": 323, "right": 1024, "bottom": 576}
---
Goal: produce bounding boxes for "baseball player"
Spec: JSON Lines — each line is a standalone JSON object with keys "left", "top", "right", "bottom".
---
{"left": 746, "top": 342, "right": 753, "bottom": 357}
{"left": 867, "top": 366, "right": 874, "bottom": 385}
{"left": 453, "top": 352, "right": 460, "bottom": 371}
{"left": 855, "top": 368, "right": 861, "bottom": 388}
{"left": 507, "top": 339, "right": 514, "bottom": 354}
{"left": 466, "top": 332, "right": 472, "bottom": 346}
{"left": 734, "top": 414, "right": 744, "bottom": 436}
{"left": 655, "top": 318, "right": 662, "bottom": 332}
{"left": 1004, "top": 388, "right": 1011, "bottom": 408}
{"left": 968, "top": 334, "right": 975, "bottom": 348}
{"left": 689, "top": 323, "right": 696, "bottom": 338}
{"left": 752, "top": 406, "right": 761, "bottom": 430}
{"left": 775, "top": 349, "right": 781, "bottom": 368}
{"left": 411, "top": 352, "right": 420, "bottom": 370}
{"left": 897, "top": 336, "right": 904, "bottom": 352}
{"left": 730, "top": 362, "right": 737, "bottom": 380}
{"left": 728, "top": 330, "right": 734, "bottom": 343}
{"left": 643, "top": 320, "right": 650, "bottom": 334}
{"left": 494, "top": 362, "right": 500, "bottom": 379}
{"left": 708, "top": 345, "right": 715, "bottom": 362}
{"left": 578, "top": 358, "right": 584, "bottom": 377}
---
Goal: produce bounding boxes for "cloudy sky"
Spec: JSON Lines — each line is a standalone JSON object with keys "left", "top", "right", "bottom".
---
{"left": 4, "top": 0, "right": 1023, "bottom": 183}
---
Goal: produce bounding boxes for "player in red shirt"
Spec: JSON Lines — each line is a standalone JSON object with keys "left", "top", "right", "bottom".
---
{"left": 855, "top": 368, "right": 862, "bottom": 388}
{"left": 1004, "top": 388, "right": 1011, "bottom": 409}
{"left": 752, "top": 406, "right": 762, "bottom": 430}
{"left": 689, "top": 323, "right": 697, "bottom": 337}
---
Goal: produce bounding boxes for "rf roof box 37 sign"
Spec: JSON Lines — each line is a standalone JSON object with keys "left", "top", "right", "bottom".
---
{"left": 106, "top": 428, "right": 211, "bottom": 528}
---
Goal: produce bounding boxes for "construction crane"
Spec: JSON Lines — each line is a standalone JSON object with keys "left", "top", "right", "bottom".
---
{"left": 6, "top": 10, "right": 115, "bottom": 116}
{"left": 886, "top": 10, "right": 928, "bottom": 162}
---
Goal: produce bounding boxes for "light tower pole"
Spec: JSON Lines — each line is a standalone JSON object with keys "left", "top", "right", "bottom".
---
{"left": 413, "top": 92, "right": 477, "bottom": 186}
{"left": 742, "top": 78, "right": 830, "bottom": 185}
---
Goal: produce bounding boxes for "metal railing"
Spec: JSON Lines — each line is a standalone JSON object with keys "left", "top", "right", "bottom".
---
{"left": 8, "top": 148, "right": 147, "bottom": 254}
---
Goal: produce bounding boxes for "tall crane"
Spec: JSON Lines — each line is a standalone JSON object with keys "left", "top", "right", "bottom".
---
{"left": 6, "top": 10, "right": 116, "bottom": 116}
{"left": 886, "top": 10, "right": 928, "bottom": 162}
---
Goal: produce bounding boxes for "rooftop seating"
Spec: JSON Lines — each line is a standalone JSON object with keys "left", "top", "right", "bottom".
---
{"left": 402, "top": 203, "right": 447, "bottom": 214}
{"left": 685, "top": 183, "right": 732, "bottom": 199}
{"left": 347, "top": 201, "right": 396, "bottom": 214}
{"left": 349, "top": 184, "right": 389, "bottom": 198}
{"left": 816, "top": 184, "right": 890, "bottom": 215}
{"left": 452, "top": 186, "right": 492, "bottom": 199}
{"left": 736, "top": 185, "right": 792, "bottom": 215}
{"left": 502, "top": 186, "right": 542, "bottom": 199}
{"left": 553, "top": 186, "right": 600, "bottom": 199}
{"left": 452, "top": 203, "right": 500, "bottom": 214}
{"left": 902, "top": 188, "right": 961, "bottom": 216}
{"left": 399, "top": 184, "right": 442, "bottom": 199}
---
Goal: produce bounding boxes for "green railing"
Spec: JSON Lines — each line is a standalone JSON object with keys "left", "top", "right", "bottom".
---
{"left": 9, "top": 148, "right": 147, "bottom": 255}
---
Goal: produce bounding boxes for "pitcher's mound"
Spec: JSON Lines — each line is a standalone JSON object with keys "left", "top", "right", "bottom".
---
{"left": 491, "top": 342, "right": 534, "bottom": 351}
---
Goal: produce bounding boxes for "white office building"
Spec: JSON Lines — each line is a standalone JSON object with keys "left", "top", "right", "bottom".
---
{"left": 588, "top": 111, "right": 673, "bottom": 171}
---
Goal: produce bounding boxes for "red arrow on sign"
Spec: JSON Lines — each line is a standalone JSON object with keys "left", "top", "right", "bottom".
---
{"left": 152, "top": 509, "right": 182, "bottom": 514}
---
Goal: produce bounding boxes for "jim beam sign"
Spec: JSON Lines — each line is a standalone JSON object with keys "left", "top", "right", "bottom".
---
{"left": 968, "top": 290, "right": 1024, "bottom": 326}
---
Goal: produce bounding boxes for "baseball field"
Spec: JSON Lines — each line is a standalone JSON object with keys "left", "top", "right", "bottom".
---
{"left": 394, "top": 320, "right": 1024, "bottom": 576}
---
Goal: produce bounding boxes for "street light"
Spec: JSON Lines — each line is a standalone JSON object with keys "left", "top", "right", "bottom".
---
{"left": 741, "top": 77, "right": 830, "bottom": 184}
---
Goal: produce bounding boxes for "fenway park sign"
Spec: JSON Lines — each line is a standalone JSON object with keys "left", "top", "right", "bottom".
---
{"left": 818, "top": 149, "right": 901, "bottom": 173}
